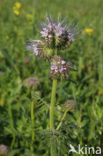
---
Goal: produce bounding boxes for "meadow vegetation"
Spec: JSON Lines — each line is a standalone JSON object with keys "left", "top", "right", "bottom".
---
{"left": 0, "top": 0, "right": 103, "bottom": 155}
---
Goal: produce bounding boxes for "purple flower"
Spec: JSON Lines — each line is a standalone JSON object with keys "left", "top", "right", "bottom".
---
{"left": 51, "top": 62, "right": 58, "bottom": 71}
{"left": 23, "top": 77, "right": 39, "bottom": 88}
{"left": 41, "top": 28, "right": 49, "bottom": 38}
{"left": 33, "top": 45, "right": 39, "bottom": 55}
{"left": 54, "top": 23, "right": 64, "bottom": 37}
{"left": 50, "top": 56, "right": 73, "bottom": 79}
{"left": 67, "top": 24, "right": 81, "bottom": 41}
{"left": 61, "top": 60, "right": 66, "bottom": 65}
{"left": 40, "top": 16, "right": 55, "bottom": 38}
{"left": 26, "top": 44, "right": 38, "bottom": 55}
{"left": 40, "top": 16, "right": 80, "bottom": 49}
{"left": 26, "top": 40, "right": 48, "bottom": 58}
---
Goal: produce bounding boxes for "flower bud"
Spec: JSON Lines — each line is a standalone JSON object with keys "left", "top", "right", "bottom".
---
{"left": 64, "top": 100, "right": 77, "bottom": 111}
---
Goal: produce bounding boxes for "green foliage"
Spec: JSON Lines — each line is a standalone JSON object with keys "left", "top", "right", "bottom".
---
{"left": 0, "top": 0, "right": 103, "bottom": 155}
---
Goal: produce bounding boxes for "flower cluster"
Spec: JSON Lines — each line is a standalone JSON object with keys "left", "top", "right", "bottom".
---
{"left": 23, "top": 77, "right": 39, "bottom": 89}
{"left": 26, "top": 16, "right": 79, "bottom": 79}
{"left": 41, "top": 16, "right": 80, "bottom": 49}
{"left": 26, "top": 40, "right": 48, "bottom": 58}
{"left": 50, "top": 56, "right": 72, "bottom": 78}
{"left": 27, "top": 16, "right": 79, "bottom": 57}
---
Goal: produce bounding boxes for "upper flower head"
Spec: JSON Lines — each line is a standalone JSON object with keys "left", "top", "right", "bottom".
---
{"left": 54, "top": 23, "right": 65, "bottom": 37}
{"left": 40, "top": 16, "right": 80, "bottom": 49}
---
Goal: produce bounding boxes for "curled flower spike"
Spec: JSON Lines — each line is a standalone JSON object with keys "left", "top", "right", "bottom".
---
{"left": 64, "top": 99, "right": 77, "bottom": 111}
{"left": 50, "top": 56, "right": 73, "bottom": 79}
{"left": 41, "top": 16, "right": 55, "bottom": 47}
{"left": 40, "top": 16, "right": 80, "bottom": 49}
{"left": 26, "top": 40, "right": 48, "bottom": 58}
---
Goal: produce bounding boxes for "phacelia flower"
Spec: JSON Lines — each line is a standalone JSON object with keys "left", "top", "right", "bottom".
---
{"left": 26, "top": 40, "right": 48, "bottom": 58}
{"left": 64, "top": 100, "right": 77, "bottom": 111}
{"left": 54, "top": 23, "right": 65, "bottom": 37}
{"left": 40, "top": 16, "right": 80, "bottom": 49}
{"left": 23, "top": 77, "right": 39, "bottom": 89}
{"left": 50, "top": 56, "right": 73, "bottom": 79}
{"left": 41, "top": 17, "right": 55, "bottom": 47}
{"left": 0, "top": 145, "right": 9, "bottom": 156}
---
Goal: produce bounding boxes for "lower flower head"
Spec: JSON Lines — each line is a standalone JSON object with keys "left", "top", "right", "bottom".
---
{"left": 50, "top": 56, "right": 73, "bottom": 79}
{"left": 40, "top": 16, "right": 80, "bottom": 49}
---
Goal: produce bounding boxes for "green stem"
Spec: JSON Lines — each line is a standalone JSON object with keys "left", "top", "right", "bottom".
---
{"left": 30, "top": 101, "right": 35, "bottom": 152}
{"left": 8, "top": 103, "right": 15, "bottom": 149}
{"left": 50, "top": 79, "right": 57, "bottom": 129}
{"left": 56, "top": 109, "right": 68, "bottom": 130}
{"left": 50, "top": 79, "right": 57, "bottom": 156}
{"left": 11, "top": 134, "right": 16, "bottom": 149}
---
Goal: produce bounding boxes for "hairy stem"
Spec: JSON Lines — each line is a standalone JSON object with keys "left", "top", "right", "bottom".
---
{"left": 50, "top": 79, "right": 57, "bottom": 156}
{"left": 30, "top": 101, "right": 35, "bottom": 152}
{"left": 50, "top": 79, "right": 57, "bottom": 129}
